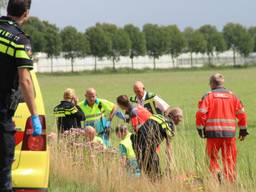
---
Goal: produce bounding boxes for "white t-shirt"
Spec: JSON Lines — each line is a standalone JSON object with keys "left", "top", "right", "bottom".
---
{"left": 136, "top": 91, "right": 169, "bottom": 113}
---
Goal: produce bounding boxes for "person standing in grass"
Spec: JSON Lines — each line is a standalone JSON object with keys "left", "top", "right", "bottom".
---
{"left": 130, "top": 81, "right": 170, "bottom": 115}
{"left": 115, "top": 125, "right": 140, "bottom": 177}
{"left": 0, "top": 1, "right": 42, "bottom": 191}
{"left": 53, "top": 88, "right": 85, "bottom": 134}
{"left": 196, "top": 73, "right": 249, "bottom": 183}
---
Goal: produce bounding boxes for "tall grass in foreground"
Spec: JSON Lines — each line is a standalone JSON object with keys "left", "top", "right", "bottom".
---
{"left": 49, "top": 130, "right": 253, "bottom": 192}
{"left": 39, "top": 68, "right": 256, "bottom": 191}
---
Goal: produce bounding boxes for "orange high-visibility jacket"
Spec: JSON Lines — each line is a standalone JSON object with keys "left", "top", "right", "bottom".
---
{"left": 196, "top": 87, "right": 247, "bottom": 138}
{"left": 131, "top": 105, "right": 152, "bottom": 132}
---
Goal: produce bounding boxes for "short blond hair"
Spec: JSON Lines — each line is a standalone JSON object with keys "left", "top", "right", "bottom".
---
{"left": 63, "top": 88, "right": 75, "bottom": 100}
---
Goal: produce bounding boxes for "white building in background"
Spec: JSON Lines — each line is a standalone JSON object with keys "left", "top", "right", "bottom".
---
{"left": 33, "top": 51, "right": 256, "bottom": 73}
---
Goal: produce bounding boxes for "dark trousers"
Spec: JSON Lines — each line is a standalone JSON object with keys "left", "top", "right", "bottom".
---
{"left": 0, "top": 107, "right": 15, "bottom": 191}
{"left": 132, "top": 119, "right": 164, "bottom": 178}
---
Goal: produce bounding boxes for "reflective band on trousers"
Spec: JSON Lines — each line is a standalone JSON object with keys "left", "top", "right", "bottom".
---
{"left": 206, "top": 119, "right": 236, "bottom": 123}
{"left": 206, "top": 126, "right": 235, "bottom": 131}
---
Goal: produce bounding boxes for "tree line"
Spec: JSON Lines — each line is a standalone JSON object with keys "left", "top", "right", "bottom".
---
{"left": 21, "top": 17, "right": 256, "bottom": 71}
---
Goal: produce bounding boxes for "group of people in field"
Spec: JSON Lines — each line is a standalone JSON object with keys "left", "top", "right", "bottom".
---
{"left": 53, "top": 73, "right": 249, "bottom": 184}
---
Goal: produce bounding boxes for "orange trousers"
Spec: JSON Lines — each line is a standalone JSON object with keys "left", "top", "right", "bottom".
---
{"left": 206, "top": 138, "right": 237, "bottom": 182}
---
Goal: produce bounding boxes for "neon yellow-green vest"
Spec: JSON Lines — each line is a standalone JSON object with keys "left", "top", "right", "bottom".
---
{"left": 149, "top": 114, "right": 175, "bottom": 138}
{"left": 79, "top": 98, "right": 105, "bottom": 124}
{"left": 130, "top": 92, "right": 162, "bottom": 115}
{"left": 120, "top": 133, "right": 136, "bottom": 159}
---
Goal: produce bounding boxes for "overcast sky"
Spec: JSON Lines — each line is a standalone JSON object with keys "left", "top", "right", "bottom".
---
{"left": 28, "top": 0, "right": 255, "bottom": 31}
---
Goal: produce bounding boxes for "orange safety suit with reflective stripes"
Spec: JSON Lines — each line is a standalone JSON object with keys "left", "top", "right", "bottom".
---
{"left": 196, "top": 87, "right": 247, "bottom": 182}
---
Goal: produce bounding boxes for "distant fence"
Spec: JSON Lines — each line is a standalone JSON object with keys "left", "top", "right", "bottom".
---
{"left": 34, "top": 51, "right": 256, "bottom": 73}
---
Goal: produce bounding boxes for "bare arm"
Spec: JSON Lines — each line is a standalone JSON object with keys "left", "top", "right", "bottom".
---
{"left": 109, "top": 104, "right": 117, "bottom": 121}
{"left": 165, "top": 137, "right": 172, "bottom": 163}
{"left": 165, "top": 137, "right": 173, "bottom": 175}
{"left": 18, "top": 68, "right": 37, "bottom": 116}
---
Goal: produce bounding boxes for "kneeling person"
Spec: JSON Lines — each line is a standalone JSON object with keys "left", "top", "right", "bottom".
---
{"left": 116, "top": 125, "right": 140, "bottom": 177}
{"left": 85, "top": 126, "right": 106, "bottom": 150}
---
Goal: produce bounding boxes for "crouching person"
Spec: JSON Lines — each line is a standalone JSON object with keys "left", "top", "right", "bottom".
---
{"left": 84, "top": 126, "right": 106, "bottom": 151}
{"left": 116, "top": 125, "right": 140, "bottom": 177}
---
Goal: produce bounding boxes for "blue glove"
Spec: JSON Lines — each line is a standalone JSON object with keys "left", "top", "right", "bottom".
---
{"left": 32, "top": 115, "right": 42, "bottom": 136}
{"left": 105, "top": 120, "right": 111, "bottom": 128}
{"left": 115, "top": 110, "right": 126, "bottom": 121}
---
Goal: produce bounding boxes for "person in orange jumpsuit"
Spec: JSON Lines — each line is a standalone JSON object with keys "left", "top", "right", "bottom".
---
{"left": 196, "top": 73, "right": 249, "bottom": 183}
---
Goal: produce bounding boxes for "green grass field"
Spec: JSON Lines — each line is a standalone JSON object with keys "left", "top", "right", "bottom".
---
{"left": 38, "top": 67, "right": 256, "bottom": 191}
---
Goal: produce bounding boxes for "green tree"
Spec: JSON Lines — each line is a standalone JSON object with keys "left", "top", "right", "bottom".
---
{"left": 22, "top": 17, "right": 47, "bottom": 53}
{"left": 143, "top": 24, "right": 167, "bottom": 69}
{"left": 248, "top": 27, "right": 256, "bottom": 52}
{"left": 248, "top": 26, "right": 256, "bottom": 52}
{"left": 86, "top": 25, "right": 112, "bottom": 71}
{"left": 124, "top": 24, "right": 146, "bottom": 69}
{"left": 199, "top": 25, "right": 226, "bottom": 66}
{"left": 97, "top": 23, "right": 131, "bottom": 70}
{"left": 43, "top": 21, "right": 62, "bottom": 72}
{"left": 164, "top": 25, "right": 185, "bottom": 66}
{"left": 61, "top": 26, "right": 90, "bottom": 72}
{"left": 111, "top": 28, "right": 131, "bottom": 70}
{"left": 183, "top": 27, "right": 207, "bottom": 67}
{"left": 223, "top": 23, "right": 254, "bottom": 65}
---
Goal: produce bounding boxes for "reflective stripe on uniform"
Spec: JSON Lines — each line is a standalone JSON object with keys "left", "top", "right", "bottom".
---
{"left": 206, "top": 119, "right": 236, "bottom": 123}
{"left": 0, "top": 35, "right": 26, "bottom": 57}
{"left": 198, "top": 108, "right": 207, "bottom": 113}
{"left": 53, "top": 106, "right": 78, "bottom": 116}
{"left": 150, "top": 115, "right": 168, "bottom": 129}
{"left": 0, "top": 36, "right": 25, "bottom": 48}
{"left": 144, "top": 98, "right": 157, "bottom": 114}
{"left": 205, "top": 126, "right": 235, "bottom": 131}
{"left": 149, "top": 114, "right": 174, "bottom": 137}
{"left": 15, "top": 50, "right": 30, "bottom": 59}
{"left": 54, "top": 114, "right": 65, "bottom": 117}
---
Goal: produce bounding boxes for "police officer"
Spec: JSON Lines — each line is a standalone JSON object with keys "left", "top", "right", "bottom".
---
{"left": 130, "top": 81, "right": 170, "bottom": 115}
{"left": 0, "top": 1, "right": 42, "bottom": 191}
{"left": 53, "top": 88, "right": 85, "bottom": 133}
